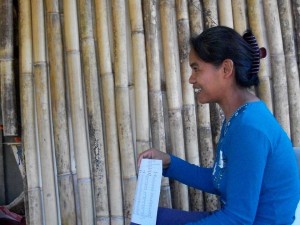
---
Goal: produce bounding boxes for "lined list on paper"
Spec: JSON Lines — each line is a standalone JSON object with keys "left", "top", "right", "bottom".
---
{"left": 131, "top": 159, "right": 162, "bottom": 225}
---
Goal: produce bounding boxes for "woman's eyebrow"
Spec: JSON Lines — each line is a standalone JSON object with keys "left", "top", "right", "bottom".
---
{"left": 190, "top": 62, "right": 198, "bottom": 67}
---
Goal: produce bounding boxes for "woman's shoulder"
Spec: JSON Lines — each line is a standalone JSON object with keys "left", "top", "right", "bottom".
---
{"left": 240, "top": 100, "right": 279, "bottom": 128}
{"left": 237, "top": 100, "right": 291, "bottom": 146}
{"left": 227, "top": 100, "right": 285, "bottom": 140}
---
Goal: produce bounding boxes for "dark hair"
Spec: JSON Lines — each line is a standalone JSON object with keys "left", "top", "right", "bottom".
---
{"left": 190, "top": 26, "right": 261, "bottom": 87}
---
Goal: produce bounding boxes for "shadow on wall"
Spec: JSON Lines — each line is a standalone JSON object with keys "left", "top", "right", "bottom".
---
{"left": 1, "top": 144, "right": 24, "bottom": 207}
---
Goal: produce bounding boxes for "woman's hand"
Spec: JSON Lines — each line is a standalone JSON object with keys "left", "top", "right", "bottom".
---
{"left": 137, "top": 148, "right": 171, "bottom": 169}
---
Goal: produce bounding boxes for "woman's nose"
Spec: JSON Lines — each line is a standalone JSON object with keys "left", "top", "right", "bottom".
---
{"left": 189, "top": 73, "right": 195, "bottom": 84}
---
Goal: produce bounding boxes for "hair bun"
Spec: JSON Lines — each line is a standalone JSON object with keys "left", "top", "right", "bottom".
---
{"left": 259, "top": 47, "right": 267, "bottom": 59}
{"left": 242, "top": 30, "right": 267, "bottom": 77}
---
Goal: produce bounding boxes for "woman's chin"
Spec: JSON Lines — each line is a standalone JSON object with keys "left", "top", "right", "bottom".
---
{"left": 196, "top": 95, "right": 208, "bottom": 104}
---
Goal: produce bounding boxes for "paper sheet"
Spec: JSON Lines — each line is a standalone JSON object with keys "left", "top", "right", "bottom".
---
{"left": 131, "top": 159, "right": 162, "bottom": 225}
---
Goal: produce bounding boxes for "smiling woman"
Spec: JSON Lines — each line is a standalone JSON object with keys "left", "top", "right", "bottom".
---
{"left": 137, "top": 26, "right": 300, "bottom": 225}
{"left": 188, "top": 28, "right": 265, "bottom": 116}
{"left": 188, "top": 48, "right": 229, "bottom": 105}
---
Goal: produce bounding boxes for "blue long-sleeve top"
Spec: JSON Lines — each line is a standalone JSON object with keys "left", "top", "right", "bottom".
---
{"left": 163, "top": 101, "right": 300, "bottom": 224}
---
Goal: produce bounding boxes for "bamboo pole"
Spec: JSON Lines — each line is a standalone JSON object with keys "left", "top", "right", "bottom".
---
{"left": 19, "top": 1, "right": 43, "bottom": 224}
{"left": 0, "top": 92, "right": 3, "bottom": 205}
{"left": 247, "top": 0, "right": 273, "bottom": 111}
{"left": 126, "top": 3, "right": 136, "bottom": 157}
{"left": 232, "top": 0, "right": 248, "bottom": 34}
{"left": 142, "top": 0, "right": 172, "bottom": 208}
{"left": 62, "top": 0, "right": 94, "bottom": 224}
{"left": 158, "top": 0, "right": 171, "bottom": 176}
{"left": 217, "top": 0, "right": 234, "bottom": 28}
{"left": 160, "top": 0, "right": 189, "bottom": 210}
{"left": 57, "top": 2, "right": 83, "bottom": 224}
{"left": 201, "top": 0, "right": 220, "bottom": 212}
{"left": 175, "top": 0, "right": 192, "bottom": 108}
{"left": 197, "top": 103, "right": 219, "bottom": 210}
{"left": 277, "top": 0, "right": 300, "bottom": 146}
{"left": 31, "top": 0, "right": 60, "bottom": 224}
{"left": 0, "top": 0, "right": 18, "bottom": 136}
{"left": 262, "top": 0, "right": 291, "bottom": 136}
{"left": 292, "top": 0, "right": 300, "bottom": 74}
{"left": 0, "top": 94, "right": 3, "bottom": 205}
{"left": 232, "top": 1, "right": 254, "bottom": 95}
{"left": 202, "top": 0, "right": 221, "bottom": 150}
{"left": 45, "top": 0, "right": 77, "bottom": 224}
{"left": 188, "top": 0, "right": 204, "bottom": 36}
{"left": 128, "top": 0, "right": 151, "bottom": 155}
{"left": 0, "top": 59, "right": 17, "bottom": 136}
{"left": 187, "top": 0, "right": 209, "bottom": 212}
{"left": 176, "top": 0, "right": 204, "bottom": 211}
{"left": 0, "top": 124, "right": 5, "bottom": 205}
{"left": 112, "top": 0, "right": 137, "bottom": 223}
{"left": 20, "top": 139, "right": 30, "bottom": 223}
{"left": 94, "top": 1, "right": 124, "bottom": 224}
{"left": 202, "top": 0, "right": 218, "bottom": 28}
{"left": 77, "top": 0, "right": 110, "bottom": 224}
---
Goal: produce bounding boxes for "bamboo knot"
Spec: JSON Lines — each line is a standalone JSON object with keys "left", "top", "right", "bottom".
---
{"left": 77, "top": 178, "right": 92, "bottom": 183}
{"left": 33, "top": 61, "right": 47, "bottom": 66}
{"left": 57, "top": 173, "right": 73, "bottom": 179}
{"left": 131, "top": 29, "right": 144, "bottom": 35}
{"left": 124, "top": 175, "right": 137, "bottom": 181}
{"left": 0, "top": 57, "right": 14, "bottom": 61}
{"left": 100, "top": 72, "right": 114, "bottom": 78}
{"left": 66, "top": 50, "right": 80, "bottom": 55}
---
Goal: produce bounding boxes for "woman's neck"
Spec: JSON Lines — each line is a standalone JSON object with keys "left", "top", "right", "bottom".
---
{"left": 219, "top": 89, "right": 259, "bottom": 120}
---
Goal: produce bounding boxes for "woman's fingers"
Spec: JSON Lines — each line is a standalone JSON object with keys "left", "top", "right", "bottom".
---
{"left": 137, "top": 148, "right": 156, "bottom": 167}
{"left": 137, "top": 148, "right": 170, "bottom": 169}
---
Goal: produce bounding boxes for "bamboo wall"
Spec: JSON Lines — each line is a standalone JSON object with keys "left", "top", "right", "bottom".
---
{"left": 0, "top": 0, "right": 299, "bottom": 224}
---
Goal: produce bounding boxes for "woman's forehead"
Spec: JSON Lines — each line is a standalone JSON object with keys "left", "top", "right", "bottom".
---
{"left": 189, "top": 48, "right": 200, "bottom": 61}
{"left": 189, "top": 49, "right": 205, "bottom": 64}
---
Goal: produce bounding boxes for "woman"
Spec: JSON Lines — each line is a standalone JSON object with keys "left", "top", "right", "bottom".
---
{"left": 137, "top": 26, "right": 299, "bottom": 224}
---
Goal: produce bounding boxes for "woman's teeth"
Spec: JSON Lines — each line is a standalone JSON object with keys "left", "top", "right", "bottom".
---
{"left": 194, "top": 88, "right": 202, "bottom": 94}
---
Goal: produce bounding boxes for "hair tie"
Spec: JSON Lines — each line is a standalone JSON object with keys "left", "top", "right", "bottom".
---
{"left": 242, "top": 30, "right": 267, "bottom": 76}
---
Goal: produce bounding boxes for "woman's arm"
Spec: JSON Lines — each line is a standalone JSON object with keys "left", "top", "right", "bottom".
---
{"left": 137, "top": 148, "right": 218, "bottom": 194}
{"left": 163, "top": 155, "right": 218, "bottom": 195}
{"left": 185, "top": 127, "right": 270, "bottom": 224}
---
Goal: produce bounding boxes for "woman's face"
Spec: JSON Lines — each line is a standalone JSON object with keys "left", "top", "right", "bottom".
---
{"left": 188, "top": 48, "right": 225, "bottom": 104}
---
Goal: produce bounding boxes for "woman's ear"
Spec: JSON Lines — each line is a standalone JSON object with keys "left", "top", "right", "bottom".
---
{"left": 222, "top": 59, "right": 234, "bottom": 78}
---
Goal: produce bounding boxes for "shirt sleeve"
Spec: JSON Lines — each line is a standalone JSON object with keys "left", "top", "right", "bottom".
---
{"left": 185, "top": 126, "right": 271, "bottom": 224}
{"left": 163, "top": 155, "right": 218, "bottom": 194}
